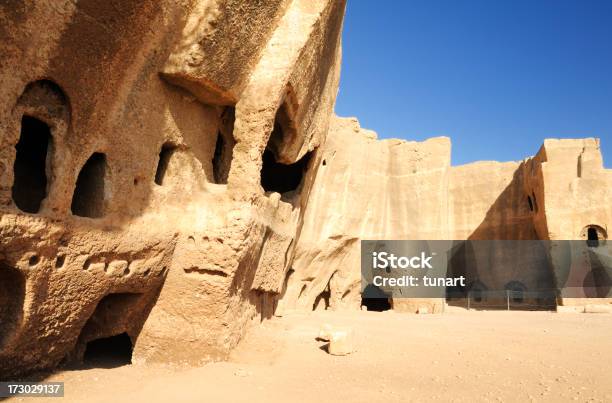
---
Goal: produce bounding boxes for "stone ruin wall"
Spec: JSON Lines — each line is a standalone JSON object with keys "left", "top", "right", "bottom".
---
{"left": 281, "top": 116, "right": 612, "bottom": 313}
{"left": 1, "top": 0, "right": 610, "bottom": 380}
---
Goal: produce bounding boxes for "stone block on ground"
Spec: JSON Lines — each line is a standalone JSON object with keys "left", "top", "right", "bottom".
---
{"left": 327, "top": 329, "right": 354, "bottom": 356}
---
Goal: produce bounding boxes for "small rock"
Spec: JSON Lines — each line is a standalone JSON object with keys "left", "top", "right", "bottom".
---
{"left": 328, "top": 329, "right": 354, "bottom": 356}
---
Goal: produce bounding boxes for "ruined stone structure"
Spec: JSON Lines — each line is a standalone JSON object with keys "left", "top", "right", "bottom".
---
{"left": 280, "top": 118, "right": 611, "bottom": 314}
{"left": 0, "top": 0, "right": 610, "bottom": 379}
{"left": 277, "top": 117, "right": 452, "bottom": 314}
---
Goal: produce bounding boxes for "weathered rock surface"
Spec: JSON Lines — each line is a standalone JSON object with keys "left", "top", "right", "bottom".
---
{"left": 0, "top": 0, "right": 610, "bottom": 380}
{"left": 280, "top": 117, "right": 612, "bottom": 313}
{"left": 0, "top": 0, "right": 345, "bottom": 378}
{"left": 277, "top": 117, "right": 451, "bottom": 314}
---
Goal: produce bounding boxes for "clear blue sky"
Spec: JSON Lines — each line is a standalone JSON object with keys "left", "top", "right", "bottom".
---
{"left": 335, "top": 0, "right": 612, "bottom": 167}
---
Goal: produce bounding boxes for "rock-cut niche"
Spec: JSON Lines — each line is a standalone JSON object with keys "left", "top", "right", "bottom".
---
{"left": 12, "top": 116, "right": 52, "bottom": 213}
{"left": 71, "top": 153, "right": 107, "bottom": 218}
{"left": 83, "top": 332, "right": 132, "bottom": 368}
{"left": 361, "top": 284, "right": 391, "bottom": 312}
{"left": 11, "top": 79, "right": 69, "bottom": 214}
{"left": 78, "top": 293, "right": 142, "bottom": 368}
{"left": 584, "top": 225, "right": 607, "bottom": 248}
{"left": 154, "top": 143, "right": 176, "bottom": 186}
{"left": 260, "top": 103, "right": 312, "bottom": 197}
{"left": 504, "top": 281, "right": 526, "bottom": 303}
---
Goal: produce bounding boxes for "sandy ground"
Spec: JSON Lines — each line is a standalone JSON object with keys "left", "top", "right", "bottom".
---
{"left": 9, "top": 308, "right": 612, "bottom": 403}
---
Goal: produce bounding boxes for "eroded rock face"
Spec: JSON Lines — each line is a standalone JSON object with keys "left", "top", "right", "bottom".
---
{"left": 280, "top": 117, "right": 612, "bottom": 313}
{"left": 277, "top": 117, "right": 452, "bottom": 314}
{"left": 0, "top": 0, "right": 345, "bottom": 378}
{"left": 1, "top": 0, "right": 609, "bottom": 380}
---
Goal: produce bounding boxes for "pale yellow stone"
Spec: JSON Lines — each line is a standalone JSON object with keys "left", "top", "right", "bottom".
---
{"left": 328, "top": 329, "right": 354, "bottom": 356}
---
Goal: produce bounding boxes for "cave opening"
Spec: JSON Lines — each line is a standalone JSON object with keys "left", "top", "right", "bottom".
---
{"left": 260, "top": 149, "right": 312, "bottom": 195}
{"left": 467, "top": 280, "right": 488, "bottom": 304}
{"left": 83, "top": 332, "right": 132, "bottom": 368}
{"left": 587, "top": 227, "right": 599, "bottom": 248}
{"left": 12, "top": 116, "right": 52, "bottom": 213}
{"left": 361, "top": 297, "right": 391, "bottom": 312}
{"left": 512, "top": 290, "right": 524, "bottom": 303}
{"left": 361, "top": 284, "right": 391, "bottom": 311}
{"left": 505, "top": 281, "right": 526, "bottom": 304}
{"left": 213, "top": 131, "right": 225, "bottom": 183}
{"left": 260, "top": 103, "right": 312, "bottom": 196}
{"left": 71, "top": 153, "right": 106, "bottom": 218}
{"left": 212, "top": 131, "right": 234, "bottom": 184}
{"left": 154, "top": 143, "right": 176, "bottom": 186}
{"left": 527, "top": 196, "right": 534, "bottom": 212}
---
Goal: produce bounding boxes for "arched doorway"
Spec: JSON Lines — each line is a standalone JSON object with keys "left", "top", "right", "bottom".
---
{"left": 504, "top": 281, "right": 527, "bottom": 304}
{"left": 581, "top": 225, "right": 607, "bottom": 248}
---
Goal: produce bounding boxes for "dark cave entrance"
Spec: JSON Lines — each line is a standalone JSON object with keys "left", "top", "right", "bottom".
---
{"left": 361, "top": 297, "right": 391, "bottom": 312}
{"left": 76, "top": 293, "right": 143, "bottom": 368}
{"left": 213, "top": 132, "right": 226, "bottom": 183}
{"left": 464, "top": 280, "right": 488, "bottom": 305}
{"left": 83, "top": 332, "right": 133, "bottom": 368}
{"left": 12, "top": 116, "right": 52, "bottom": 213}
{"left": 154, "top": 143, "right": 176, "bottom": 186}
{"left": 212, "top": 130, "right": 235, "bottom": 184}
{"left": 505, "top": 281, "right": 527, "bottom": 304}
{"left": 260, "top": 149, "right": 312, "bottom": 194}
{"left": 527, "top": 196, "right": 534, "bottom": 212}
{"left": 511, "top": 290, "right": 524, "bottom": 303}
{"left": 260, "top": 104, "right": 313, "bottom": 197}
{"left": 587, "top": 227, "right": 599, "bottom": 248}
{"left": 71, "top": 152, "right": 106, "bottom": 218}
{"left": 361, "top": 284, "right": 391, "bottom": 312}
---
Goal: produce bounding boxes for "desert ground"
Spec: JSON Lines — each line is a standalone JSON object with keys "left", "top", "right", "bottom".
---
{"left": 9, "top": 308, "right": 612, "bottom": 403}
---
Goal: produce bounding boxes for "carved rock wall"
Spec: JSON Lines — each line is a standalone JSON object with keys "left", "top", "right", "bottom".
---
{"left": 1, "top": 0, "right": 609, "bottom": 380}
{"left": 282, "top": 117, "right": 611, "bottom": 312}
{"left": 278, "top": 116, "right": 451, "bottom": 313}
{"left": 0, "top": 0, "right": 346, "bottom": 378}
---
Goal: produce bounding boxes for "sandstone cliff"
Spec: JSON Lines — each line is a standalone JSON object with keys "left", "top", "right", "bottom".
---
{"left": 281, "top": 116, "right": 612, "bottom": 313}
{"left": 278, "top": 116, "right": 451, "bottom": 314}
{"left": 0, "top": 0, "right": 345, "bottom": 377}
{"left": 0, "top": 0, "right": 609, "bottom": 380}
